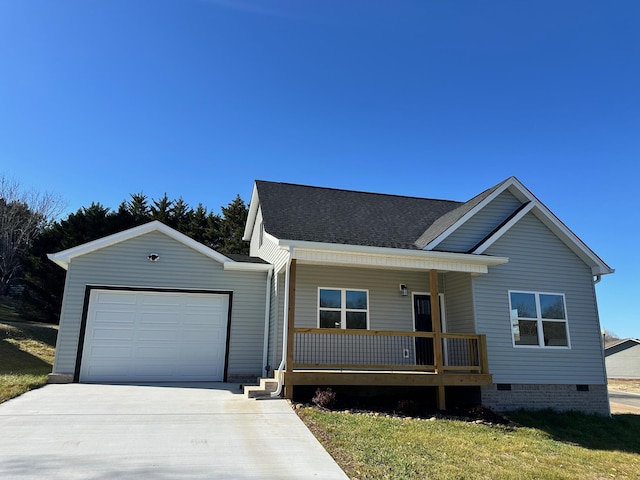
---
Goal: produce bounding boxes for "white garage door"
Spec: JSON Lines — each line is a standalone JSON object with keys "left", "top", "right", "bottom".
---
{"left": 79, "top": 289, "right": 229, "bottom": 383}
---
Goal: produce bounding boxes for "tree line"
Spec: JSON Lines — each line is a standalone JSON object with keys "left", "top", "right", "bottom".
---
{"left": 1, "top": 175, "right": 249, "bottom": 323}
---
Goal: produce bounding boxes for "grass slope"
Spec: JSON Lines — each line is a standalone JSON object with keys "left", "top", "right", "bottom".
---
{"left": 0, "top": 313, "right": 57, "bottom": 403}
{"left": 299, "top": 408, "right": 640, "bottom": 480}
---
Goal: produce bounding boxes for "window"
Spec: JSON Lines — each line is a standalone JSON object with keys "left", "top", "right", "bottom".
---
{"left": 318, "top": 288, "right": 368, "bottom": 329}
{"left": 509, "top": 291, "right": 569, "bottom": 348}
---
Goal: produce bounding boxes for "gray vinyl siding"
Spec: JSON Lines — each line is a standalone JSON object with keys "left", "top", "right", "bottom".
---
{"left": 443, "top": 272, "right": 475, "bottom": 333}
{"left": 294, "top": 264, "right": 437, "bottom": 331}
{"left": 606, "top": 344, "right": 640, "bottom": 378}
{"left": 473, "top": 212, "right": 607, "bottom": 385}
{"left": 250, "top": 207, "right": 290, "bottom": 270}
{"left": 53, "top": 231, "right": 268, "bottom": 379}
{"left": 438, "top": 191, "right": 523, "bottom": 252}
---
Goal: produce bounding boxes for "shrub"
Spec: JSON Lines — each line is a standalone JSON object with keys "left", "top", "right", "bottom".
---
{"left": 312, "top": 388, "right": 337, "bottom": 410}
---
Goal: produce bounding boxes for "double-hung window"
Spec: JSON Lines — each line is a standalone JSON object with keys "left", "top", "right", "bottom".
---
{"left": 318, "top": 288, "right": 368, "bottom": 329}
{"left": 509, "top": 291, "right": 570, "bottom": 348}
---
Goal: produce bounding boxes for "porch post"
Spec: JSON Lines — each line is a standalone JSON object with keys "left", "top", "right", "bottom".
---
{"left": 285, "top": 259, "right": 297, "bottom": 399}
{"left": 429, "top": 269, "right": 446, "bottom": 410}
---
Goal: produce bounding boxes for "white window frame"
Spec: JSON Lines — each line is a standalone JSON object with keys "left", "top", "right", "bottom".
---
{"left": 317, "top": 287, "right": 370, "bottom": 330}
{"left": 508, "top": 290, "right": 571, "bottom": 349}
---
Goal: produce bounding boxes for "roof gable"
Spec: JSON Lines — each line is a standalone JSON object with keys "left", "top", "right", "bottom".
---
{"left": 48, "top": 221, "right": 270, "bottom": 272}
{"left": 421, "top": 177, "right": 613, "bottom": 276}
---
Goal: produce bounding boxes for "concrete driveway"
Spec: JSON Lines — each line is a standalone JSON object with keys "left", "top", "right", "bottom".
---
{"left": 0, "top": 383, "right": 349, "bottom": 479}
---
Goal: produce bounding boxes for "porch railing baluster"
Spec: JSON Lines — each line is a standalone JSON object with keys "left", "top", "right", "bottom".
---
{"left": 292, "top": 328, "right": 487, "bottom": 374}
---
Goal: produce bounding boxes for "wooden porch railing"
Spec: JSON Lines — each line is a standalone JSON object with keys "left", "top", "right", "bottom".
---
{"left": 289, "top": 328, "right": 489, "bottom": 374}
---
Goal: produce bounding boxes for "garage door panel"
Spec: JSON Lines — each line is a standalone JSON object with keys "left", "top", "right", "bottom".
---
{"left": 80, "top": 290, "right": 229, "bottom": 382}
{"left": 88, "top": 345, "right": 133, "bottom": 358}
{"left": 183, "top": 313, "right": 220, "bottom": 326}
{"left": 140, "top": 313, "right": 181, "bottom": 325}
{"left": 186, "top": 295, "right": 224, "bottom": 307}
{"left": 96, "top": 292, "right": 138, "bottom": 305}
{"left": 137, "top": 328, "right": 180, "bottom": 341}
{"left": 181, "top": 329, "right": 221, "bottom": 343}
{"left": 90, "top": 328, "right": 135, "bottom": 341}
{"left": 135, "top": 346, "right": 179, "bottom": 359}
{"left": 94, "top": 311, "right": 136, "bottom": 324}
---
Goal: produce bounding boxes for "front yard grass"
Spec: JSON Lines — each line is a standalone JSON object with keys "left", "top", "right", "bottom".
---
{"left": 299, "top": 407, "right": 640, "bottom": 480}
{"left": 0, "top": 320, "right": 57, "bottom": 403}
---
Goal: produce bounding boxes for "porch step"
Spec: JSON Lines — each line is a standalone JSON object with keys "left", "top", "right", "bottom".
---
{"left": 243, "top": 377, "right": 280, "bottom": 399}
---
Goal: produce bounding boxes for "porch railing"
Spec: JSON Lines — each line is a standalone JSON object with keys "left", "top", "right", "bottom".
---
{"left": 291, "top": 328, "right": 489, "bottom": 374}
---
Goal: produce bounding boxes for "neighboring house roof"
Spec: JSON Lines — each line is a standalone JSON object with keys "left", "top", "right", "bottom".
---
{"left": 244, "top": 176, "right": 613, "bottom": 276}
{"left": 48, "top": 220, "right": 271, "bottom": 272}
{"left": 605, "top": 338, "right": 640, "bottom": 357}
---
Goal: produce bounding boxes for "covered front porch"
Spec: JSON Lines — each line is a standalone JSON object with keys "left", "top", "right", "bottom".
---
{"left": 276, "top": 247, "right": 504, "bottom": 408}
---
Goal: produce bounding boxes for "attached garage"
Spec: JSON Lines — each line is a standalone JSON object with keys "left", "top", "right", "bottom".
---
{"left": 48, "top": 221, "right": 271, "bottom": 384}
{"left": 79, "top": 289, "right": 230, "bottom": 383}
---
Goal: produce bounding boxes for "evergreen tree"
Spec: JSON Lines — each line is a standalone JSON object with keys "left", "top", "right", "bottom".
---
{"left": 217, "top": 195, "right": 249, "bottom": 255}
{"left": 19, "top": 192, "right": 249, "bottom": 323}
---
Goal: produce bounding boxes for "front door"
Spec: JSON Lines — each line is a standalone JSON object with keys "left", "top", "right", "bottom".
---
{"left": 413, "top": 294, "right": 444, "bottom": 366}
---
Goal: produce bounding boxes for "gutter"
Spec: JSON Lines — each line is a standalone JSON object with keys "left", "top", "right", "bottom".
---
{"left": 271, "top": 247, "right": 293, "bottom": 397}
{"left": 262, "top": 268, "right": 273, "bottom": 377}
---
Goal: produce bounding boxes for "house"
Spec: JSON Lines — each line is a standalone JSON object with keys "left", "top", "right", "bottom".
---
{"left": 48, "top": 176, "right": 613, "bottom": 415}
{"left": 605, "top": 339, "right": 640, "bottom": 379}
{"left": 242, "top": 176, "right": 613, "bottom": 414}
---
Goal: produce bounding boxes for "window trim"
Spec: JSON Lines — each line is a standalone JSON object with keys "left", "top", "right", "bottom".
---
{"left": 317, "top": 287, "right": 370, "bottom": 329}
{"left": 508, "top": 290, "right": 571, "bottom": 349}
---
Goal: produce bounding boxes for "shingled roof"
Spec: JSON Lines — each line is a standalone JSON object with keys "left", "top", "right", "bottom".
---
{"left": 254, "top": 180, "right": 465, "bottom": 250}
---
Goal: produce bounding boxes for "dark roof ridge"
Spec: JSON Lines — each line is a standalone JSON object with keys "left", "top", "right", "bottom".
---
{"left": 254, "top": 179, "right": 462, "bottom": 204}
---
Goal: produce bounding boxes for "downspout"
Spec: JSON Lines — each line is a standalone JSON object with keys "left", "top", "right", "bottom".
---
{"left": 593, "top": 274, "right": 602, "bottom": 285}
{"left": 272, "top": 247, "right": 293, "bottom": 397}
{"left": 262, "top": 267, "right": 273, "bottom": 377}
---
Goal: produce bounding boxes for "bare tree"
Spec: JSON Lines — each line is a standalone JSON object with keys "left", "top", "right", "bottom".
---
{"left": 0, "top": 175, "right": 65, "bottom": 296}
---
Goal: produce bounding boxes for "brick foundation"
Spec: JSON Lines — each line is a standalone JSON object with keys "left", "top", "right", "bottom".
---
{"left": 481, "top": 383, "right": 610, "bottom": 416}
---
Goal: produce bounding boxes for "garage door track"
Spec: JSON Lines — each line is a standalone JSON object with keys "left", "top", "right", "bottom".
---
{"left": 0, "top": 383, "right": 349, "bottom": 479}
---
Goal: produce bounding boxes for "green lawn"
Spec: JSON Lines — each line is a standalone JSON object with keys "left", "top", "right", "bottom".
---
{"left": 0, "top": 303, "right": 57, "bottom": 403}
{"left": 299, "top": 407, "right": 640, "bottom": 480}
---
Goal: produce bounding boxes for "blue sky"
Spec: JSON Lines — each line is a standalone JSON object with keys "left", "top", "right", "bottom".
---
{"left": 1, "top": 1, "right": 638, "bottom": 337}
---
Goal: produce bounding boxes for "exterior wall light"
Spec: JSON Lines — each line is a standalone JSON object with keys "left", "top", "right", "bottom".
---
{"left": 147, "top": 253, "right": 160, "bottom": 262}
{"left": 399, "top": 284, "right": 408, "bottom": 296}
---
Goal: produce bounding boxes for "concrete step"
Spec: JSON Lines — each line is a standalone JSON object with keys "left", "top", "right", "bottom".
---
{"left": 243, "top": 377, "right": 280, "bottom": 399}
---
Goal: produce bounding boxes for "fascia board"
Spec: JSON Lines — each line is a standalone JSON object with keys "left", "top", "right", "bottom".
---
{"left": 242, "top": 182, "right": 260, "bottom": 241}
{"left": 275, "top": 238, "right": 508, "bottom": 267}
{"left": 47, "top": 220, "right": 232, "bottom": 269}
{"left": 528, "top": 205, "right": 614, "bottom": 276}
{"left": 424, "top": 176, "right": 522, "bottom": 251}
{"left": 472, "top": 199, "right": 614, "bottom": 276}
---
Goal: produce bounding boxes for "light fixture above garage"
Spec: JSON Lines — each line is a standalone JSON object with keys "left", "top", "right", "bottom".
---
{"left": 147, "top": 253, "right": 160, "bottom": 262}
